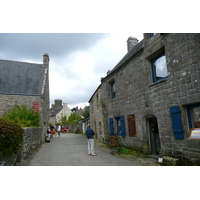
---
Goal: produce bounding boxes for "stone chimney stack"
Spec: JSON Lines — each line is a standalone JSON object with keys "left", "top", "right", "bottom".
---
{"left": 54, "top": 99, "right": 62, "bottom": 108}
{"left": 127, "top": 37, "right": 139, "bottom": 52}
{"left": 43, "top": 53, "right": 50, "bottom": 68}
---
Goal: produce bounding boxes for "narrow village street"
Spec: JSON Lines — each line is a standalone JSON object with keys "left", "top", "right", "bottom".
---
{"left": 20, "top": 133, "right": 160, "bottom": 166}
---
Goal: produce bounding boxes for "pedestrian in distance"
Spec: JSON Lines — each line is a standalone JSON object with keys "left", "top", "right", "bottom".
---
{"left": 85, "top": 125, "right": 97, "bottom": 156}
{"left": 51, "top": 128, "right": 57, "bottom": 139}
{"left": 50, "top": 125, "right": 55, "bottom": 139}
{"left": 46, "top": 128, "right": 51, "bottom": 143}
{"left": 57, "top": 124, "right": 61, "bottom": 138}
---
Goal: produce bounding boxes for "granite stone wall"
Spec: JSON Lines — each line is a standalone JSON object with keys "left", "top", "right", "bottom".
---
{"left": 0, "top": 127, "right": 43, "bottom": 166}
{"left": 0, "top": 95, "right": 41, "bottom": 117}
{"left": 90, "top": 33, "right": 200, "bottom": 164}
{"left": 89, "top": 85, "right": 108, "bottom": 143}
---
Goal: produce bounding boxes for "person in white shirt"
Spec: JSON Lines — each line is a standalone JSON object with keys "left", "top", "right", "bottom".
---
{"left": 57, "top": 125, "right": 61, "bottom": 138}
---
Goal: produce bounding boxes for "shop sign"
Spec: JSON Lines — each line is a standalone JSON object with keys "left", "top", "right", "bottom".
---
{"left": 32, "top": 101, "right": 40, "bottom": 111}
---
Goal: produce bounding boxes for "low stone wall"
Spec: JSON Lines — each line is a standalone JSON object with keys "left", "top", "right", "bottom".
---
{"left": 0, "top": 127, "right": 43, "bottom": 166}
{"left": 21, "top": 127, "right": 43, "bottom": 160}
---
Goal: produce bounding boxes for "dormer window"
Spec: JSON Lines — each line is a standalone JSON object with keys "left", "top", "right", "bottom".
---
{"left": 149, "top": 33, "right": 157, "bottom": 38}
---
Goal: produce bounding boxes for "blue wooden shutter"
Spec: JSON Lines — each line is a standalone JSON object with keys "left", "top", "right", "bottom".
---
{"left": 120, "top": 116, "right": 126, "bottom": 137}
{"left": 170, "top": 106, "right": 184, "bottom": 139}
{"left": 109, "top": 118, "right": 114, "bottom": 135}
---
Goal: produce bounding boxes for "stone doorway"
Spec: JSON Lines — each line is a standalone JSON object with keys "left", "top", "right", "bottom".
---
{"left": 148, "top": 117, "right": 161, "bottom": 155}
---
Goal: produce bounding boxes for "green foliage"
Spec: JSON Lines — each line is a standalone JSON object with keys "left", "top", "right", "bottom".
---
{"left": 117, "top": 146, "right": 131, "bottom": 154}
{"left": 71, "top": 107, "right": 77, "bottom": 112}
{"left": 61, "top": 115, "right": 68, "bottom": 125}
{"left": 81, "top": 106, "right": 90, "bottom": 123}
{"left": 82, "top": 106, "right": 90, "bottom": 119}
{"left": 0, "top": 118, "right": 24, "bottom": 157}
{"left": 115, "top": 146, "right": 147, "bottom": 158}
{"left": 105, "top": 143, "right": 111, "bottom": 148}
{"left": 67, "top": 113, "right": 82, "bottom": 124}
{"left": 98, "top": 101, "right": 106, "bottom": 108}
{"left": 2, "top": 104, "right": 40, "bottom": 127}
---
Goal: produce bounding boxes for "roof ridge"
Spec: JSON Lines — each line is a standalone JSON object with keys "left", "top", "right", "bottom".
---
{"left": 110, "top": 39, "right": 144, "bottom": 74}
{"left": 0, "top": 58, "right": 42, "bottom": 65}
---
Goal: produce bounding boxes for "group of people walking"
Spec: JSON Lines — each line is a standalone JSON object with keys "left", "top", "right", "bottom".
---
{"left": 46, "top": 125, "right": 62, "bottom": 142}
{"left": 46, "top": 124, "right": 97, "bottom": 156}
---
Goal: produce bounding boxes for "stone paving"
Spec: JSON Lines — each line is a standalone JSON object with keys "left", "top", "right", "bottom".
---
{"left": 20, "top": 133, "right": 160, "bottom": 166}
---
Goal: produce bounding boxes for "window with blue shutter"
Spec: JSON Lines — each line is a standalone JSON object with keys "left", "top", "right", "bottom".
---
{"left": 170, "top": 106, "right": 184, "bottom": 139}
{"left": 119, "top": 116, "right": 126, "bottom": 137}
{"left": 109, "top": 118, "right": 114, "bottom": 135}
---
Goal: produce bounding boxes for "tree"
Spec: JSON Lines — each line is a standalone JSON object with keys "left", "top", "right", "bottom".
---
{"left": 61, "top": 115, "right": 68, "bottom": 125}
{"left": 81, "top": 106, "right": 90, "bottom": 123}
{"left": 71, "top": 107, "right": 77, "bottom": 112}
{"left": 82, "top": 106, "right": 89, "bottom": 119}
{"left": 67, "top": 113, "right": 82, "bottom": 124}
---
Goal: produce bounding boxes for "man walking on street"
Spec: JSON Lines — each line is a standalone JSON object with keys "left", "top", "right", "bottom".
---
{"left": 85, "top": 125, "right": 97, "bottom": 156}
{"left": 57, "top": 124, "right": 61, "bottom": 138}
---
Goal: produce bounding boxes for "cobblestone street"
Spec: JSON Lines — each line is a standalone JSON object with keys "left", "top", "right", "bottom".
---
{"left": 20, "top": 133, "right": 160, "bottom": 166}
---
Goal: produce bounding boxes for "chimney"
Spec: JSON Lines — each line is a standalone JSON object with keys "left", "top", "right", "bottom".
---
{"left": 127, "top": 37, "right": 139, "bottom": 52}
{"left": 54, "top": 99, "right": 62, "bottom": 108}
{"left": 43, "top": 53, "right": 50, "bottom": 67}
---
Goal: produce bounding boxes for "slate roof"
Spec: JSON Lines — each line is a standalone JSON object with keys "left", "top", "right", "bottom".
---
{"left": 0, "top": 59, "right": 45, "bottom": 96}
{"left": 88, "top": 39, "right": 144, "bottom": 103}
{"left": 50, "top": 107, "right": 63, "bottom": 117}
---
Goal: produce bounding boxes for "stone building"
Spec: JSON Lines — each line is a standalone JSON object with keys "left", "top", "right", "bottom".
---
{"left": 89, "top": 33, "right": 200, "bottom": 164}
{"left": 89, "top": 84, "right": 106, "bottom": 141}
{"left": 0, "top": 54, "right": 50, "bottom": 142}
{"left": 49, "top": 99, "right": 72, "bottom": 126}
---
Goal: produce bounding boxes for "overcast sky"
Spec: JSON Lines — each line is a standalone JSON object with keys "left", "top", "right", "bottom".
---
{"left": 0, "top": 1, "right": 197, "bottom": 110}
{"left": 0, "top": 33, "right": 143, "bottom": 109}
{"left": 1, "top": 0, "right": 199, "bottom": 195}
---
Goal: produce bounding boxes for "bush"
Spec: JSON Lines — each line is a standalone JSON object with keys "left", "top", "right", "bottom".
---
{"left": 117, "top": 146, "right": 131, "bottom": 154}
{"left": 0, "top": 118, "right": 24, "bottom": 157}
{"left": 115, "top": 145, "right": 147, "bottom": 158}
{"left": 2, "top": 104, "right": 40, "bottom": 127}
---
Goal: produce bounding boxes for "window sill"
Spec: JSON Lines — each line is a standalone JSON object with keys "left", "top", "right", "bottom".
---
{"left": 187, "top": 128, "right": 200, "bottom": 139}
{"left": 148, "top": 78, "right": 168, "bottom": 87}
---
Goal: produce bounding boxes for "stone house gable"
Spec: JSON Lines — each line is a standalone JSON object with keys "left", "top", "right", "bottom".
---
{"left": 89, "top": 84, "right": 106, "bottom": 142}
{"left": 49, "top": 99, "right": 72, "bottom": 126}
{"left": 0, "top": 54, "right": 50, "bottom": 143}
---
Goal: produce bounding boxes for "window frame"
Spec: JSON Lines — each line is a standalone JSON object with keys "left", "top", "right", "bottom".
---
{"left": 151, "top": 52, "right": 168, "bottom": 83}
{"left": 115, "top": 117, "right": 121, "bottom": 135}
{"left": 109, "top": 116, "right": 126, "bottom": 137}
{"left": 187, "top": 103, "right": 200, "bottom": 129}
{"left": 110, "top": 81, "right": 116, "bottom": 99}
{"left": 115, "top": 116, "right": 126, "bottom": 137}
{"left": 149, "top": 33, "right": 157, "bottom": 38}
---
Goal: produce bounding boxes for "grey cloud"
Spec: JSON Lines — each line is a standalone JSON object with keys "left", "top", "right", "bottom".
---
{"left": 54, "top": 88, "right": 93, "bottom": 106}
{"left": 0, "top": 33, "right": 110, "bottom": 61}
{"left": 0, "top": 33, "right": 123, "bottom": 108}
